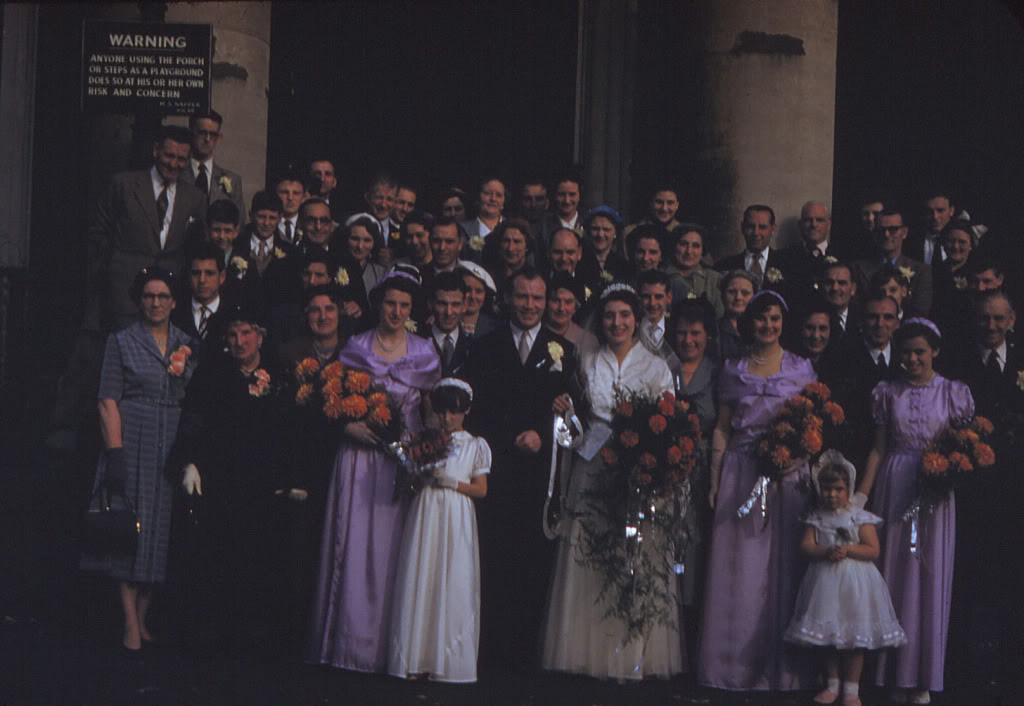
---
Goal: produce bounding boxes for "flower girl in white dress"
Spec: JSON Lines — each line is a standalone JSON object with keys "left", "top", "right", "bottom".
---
{"left": 784, "top": 451, "right": 906, "bottom": 706}
{"left": 388, "top": 378, "right": 490, "bottom": 683}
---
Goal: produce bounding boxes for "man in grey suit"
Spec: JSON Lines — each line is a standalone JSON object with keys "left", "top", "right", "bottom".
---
{"left": 184, "top": 109, "right": 246, "bottom": 226}
{"left": 852, "top": 208, "right": 934, "bottom": 318}
{"left": 88, "top": 124, "right": 207, "bottom": 332}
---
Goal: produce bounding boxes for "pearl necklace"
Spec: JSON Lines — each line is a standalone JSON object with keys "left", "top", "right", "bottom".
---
{"left": 375, "top": 330, "right": 404, "bottom": 352}
{"left": 749, "top": 347, "right": 782, "bottom": 366}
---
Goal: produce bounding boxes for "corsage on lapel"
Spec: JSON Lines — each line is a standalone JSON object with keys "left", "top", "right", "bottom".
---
{"left": 230, "top": 256, "right": 248, "bottom": 279}
{"left": 547, "top": 341, "right": 564, "bottom": 372}
{"left": 219, "top": 175, "right": 232, "bottom": 194}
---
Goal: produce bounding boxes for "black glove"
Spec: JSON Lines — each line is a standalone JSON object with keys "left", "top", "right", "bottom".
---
{"left": 104, "top": 448, "right": 128, "bottom": 490}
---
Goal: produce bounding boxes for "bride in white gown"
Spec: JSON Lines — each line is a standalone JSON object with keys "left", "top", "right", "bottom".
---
{"left": 541, "top": 284, "right": 685, "bottom": 680}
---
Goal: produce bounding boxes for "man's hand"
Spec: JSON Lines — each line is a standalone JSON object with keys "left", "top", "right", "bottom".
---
{"left": 514, "top": 430, "right": 542, "bottom": 454}
{"left": 342, "top": 301, "right": 362, "bottom": 318}
{"left": 552, "top": 394, "right": 573, "bottom": 415}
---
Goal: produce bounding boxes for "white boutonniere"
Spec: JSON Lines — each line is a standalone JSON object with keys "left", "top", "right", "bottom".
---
{"left": 954, "top": 275, "right": 967, "bottom": 290}
{"left": 898, "top": 265, "right": 915, "bottom": 281}
{"left": 547, "top": 341, "right": 564, "bottom": 371}
{"left": 1017, "top": 369, "right": 1024, "bottom": 391}
{"left": 584, "top": 286, "right": 592, "bottom": 301}
{"left": 404, "top": 319, "right": 418, "bottom": 333}
{"left": 218, "top": 176, "right": 232, "bottom": 194}
{"left": 230, "top": 256, "right": 248, "bottom": 279}
{"left": 274, "top": 247, "right": 286, "bottom": 259}
{"left": 686, "top": 291, "right": 698, "bottom": 300}
{"left": 469, "top": 235, "right": 485, "bottom": 252}
{"left": 248, "top": 368, "right": 271, "bottom": 397}
{"left": 824, "top": 255, "right": 838, "bottom": 264}
{"left": 765, "top": 267, "right": 783, "bottom": 283}
{"left": 600, "top": 269, "right": 614, "bottom": 282}
{"left": 335, "top": 268, "right": 350, "bottom": 286}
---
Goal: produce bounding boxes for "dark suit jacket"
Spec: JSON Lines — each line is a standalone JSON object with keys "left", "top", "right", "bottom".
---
{"left": 955, "top": 343, "right": 1024, "bottom": 456}
{"left": 233, "top": 229, "right": 301, "bottom": 319}
{"left": 818, "top": 337, "right": 897, "bottom": 468}
{"left": 852, "top": 253, "right": 933, "bottom": 318}
{"left": 430, "top": 327, "right": 472, "bottom": 378}
{"left": 170, "top": 298, "right": 231, "bottom": 353}
{"left": 903, "top": 230, "right": 943, "bottom": 266}
{"left": 777, "top": 241, "right": 836, "bottom": 300}
{"left": 183, "top": 161, "right": 246, "bottom": 226}
{"left": 88, "top": 169, "right": 207, "bottom": 330}
{"left": 714, "top": 247, "right": 786, "bottom": 277}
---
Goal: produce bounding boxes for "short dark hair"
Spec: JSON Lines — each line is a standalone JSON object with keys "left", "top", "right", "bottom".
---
{"left": 737, "top": 290, "right": 787, "bottom": 345}
{"left": 154, "top": 124, "right": 193, "bottom": 149}
{"left": 877, "top": 207, "right": 904, "bottom": 223}
{"left": 299, "top": 198, "right": 330, "bottom": 220}
{"left": 188, "top": 243, "right": 227, "bottom": 272}
{"left": 637, "top": 269, "right": 671, "bottom": 290}
{"left": 665, "top": 223, "right": 707, "bottom": 253}
{"left": 250, "top": 190, "right": 283, "bottom": 215}
{"left": 627, "top": 223, "right": 665, "bottom": 256}
{"left": 822, "top": 260, "right": 854, "bottom": 281}
{"left": 303, "top": 283, "right": 342, "bottom": 310}
{"left": 207, "top": 199, "right": 240, "bottom": 227}
{"left": 509, "top": 265, "right": 546, "bottom": 292}
{"left": 346, "top": 215, "right": 383, "bottom": 255}
{"left": 275, "top": 173, "right": 305, "bottom": 190}
{"left": 369, "top": 272, "right": 419, "bottom": 311}
{"left": 431, "top": 270, "right": 469, "bottom": 298}
{"left": 668, "top": 296, "right": 717, "bottom": 344}
{"left": 401, "top": 209, "right": 434, "bottom": 236}
{"left": 894, "top": 320, "right": 941, "bottom": 351}
{"left": 743, "top": 204, "right": 776, "bottom": 225}
{"left": 491, "top": 218, "right": 535, "bottom": 251}
{"left": 190, "top": 109, "right": 223, "bottom": 129}
{"left": 430, "top": 384, "right": 472, "bottom": 413}
{"left": 302, "top": 246, "right": 330, "bottom": 269}
{"left": 862, "top": 292, "right": 901, "bottom": 315}
{"left": 432, "top": 215, "right": 461, "bottom": 233}
{"left": 552, "top": 167, "right": 583, "bottom": 194}
{"left": 594, "top": 288, "right": 643, "bottom": 344}
{"left": 973, "top": 289, "right": 1014, "bottom": 314}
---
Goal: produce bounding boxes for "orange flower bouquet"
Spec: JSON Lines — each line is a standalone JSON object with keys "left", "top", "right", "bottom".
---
{"left": 913, "top": 415, "right": 995, "bottom": 507}
{"left": 743, "top": 382, "right": 848, "bottom": 519}
{"left": 582, "top": 389, "right": 704, "bottom": 643}
{"left": 290, "top": 357, "right": 404, "bottom": 444}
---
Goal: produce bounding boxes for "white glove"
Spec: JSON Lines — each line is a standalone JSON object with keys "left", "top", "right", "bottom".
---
{"left": 434, "top": 475, "right": 459, "bottom": 490}
{"left": 287, "top": 488, "right": 308, "bottom": 502}
{"left": 851, "top": 491, "right": 868, "bottom": 509}
{"left": 182, "top": 463, "right": 202, "bottom": 496}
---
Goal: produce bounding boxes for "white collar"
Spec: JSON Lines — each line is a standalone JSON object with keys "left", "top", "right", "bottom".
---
{"left": 981, "top": 341, "right": 1008, "bottom": 365}
{"left": 866, "top": 340, "right": 891, "bottom": 364}
{"left": 510, "top": 320, "right": 541, "bottom": 340}
{"left": 150, "top": 166, "right": 175, "bottom": 191}
{"left": 250, "top": 233, "right": 274, "bottom": 252}
{"left": 432, "top": 324, "right": 460, "bottom": 346}
{"left": 193, "top": 295, "right": 220, "bottom": 314}
{"left": 190, "top": 156, "right": 214, "bottom": 176}
{"left": 746, "top": 245, "right": 770, "bottom": 262}
{"left": 559, "top": 212, "right": 578, "bottom": 230}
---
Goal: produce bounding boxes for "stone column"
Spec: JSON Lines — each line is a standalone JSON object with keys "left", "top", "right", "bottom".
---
{"left": 693, "top": 0, "right": 838, "bottom": 256}
{"left": 165, "top": 2, "right": 271, "bottom": 208}
{"left": 576, "top": 0, "right": 638, "bottom": 212}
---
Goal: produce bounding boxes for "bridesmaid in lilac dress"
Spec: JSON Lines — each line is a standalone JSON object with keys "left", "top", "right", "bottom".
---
{"left": 698, "top": 290, "right": 817, "bottom": 691}
{"left": 855, "top": 319, "right": 973, "bottom": 704}
{"left": 308, "top": 269, "right": 441, "bottom": 672}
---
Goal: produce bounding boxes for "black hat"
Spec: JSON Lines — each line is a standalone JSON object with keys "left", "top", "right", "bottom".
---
{"left": 221, "top": 302, "right": 266, "bottom": 329}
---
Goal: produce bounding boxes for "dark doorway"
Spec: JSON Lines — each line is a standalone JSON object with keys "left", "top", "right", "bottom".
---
{"left": 267, "top": 0, "right": 580, "bottom": 215}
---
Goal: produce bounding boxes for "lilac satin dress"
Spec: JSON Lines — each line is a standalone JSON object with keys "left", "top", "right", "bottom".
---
{"left": 697, "top": 352, "right": 817, "bottom": 691}
{"left": 869, "top": 376, "right": 973, "bottom": 692}
{"left": 308, "top": 331, "right": 441, "bottom": 672}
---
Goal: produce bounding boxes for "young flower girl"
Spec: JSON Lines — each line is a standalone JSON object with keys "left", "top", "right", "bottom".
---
{"left": 785, "top": 451, "right": 906, "bottom": 706}
{"left": 388, "top": 378, "right": 490, "bottom": 683}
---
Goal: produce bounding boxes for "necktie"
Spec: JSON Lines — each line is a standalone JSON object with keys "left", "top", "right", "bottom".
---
{"left": 258, "top": 240, "right": 268, "bottom": 259}
{"left": 650, "top": 323, "right": 663, "bottom": 346}
{"left": 195, "top": 163, "right": 208, "bottom": 195}
{"left": 877, "top": 353, "right": 887, "bottom": 372}
{"left": 518, "top": 330, "right": 531, "bottom": 364}
{"left": 442, "top": 333, "right": 455, "bottom": 369}
{"left": 198, "top": 305, "right": 210, "bottom": 338}
{"left": 156, "top": 182, "right": 169, "bottom": 231}
{"left": 750, "top": 253, "right": 763, "bottom": 278}
{"left": 285, "top": 220, "right": 293, "bottom": 243}
{"left": 987, "top": 351, "right": 1001, "bottom": 373}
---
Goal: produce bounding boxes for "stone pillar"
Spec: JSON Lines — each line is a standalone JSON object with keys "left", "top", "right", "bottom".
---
{"left": 694, "top": 0, "right": 838, "bottom": 255}
{"left": 165, "top": 2, "right": 271, "bottom": 208}
{"left": 576, "top": 0, "right": 638, "bottom": 212}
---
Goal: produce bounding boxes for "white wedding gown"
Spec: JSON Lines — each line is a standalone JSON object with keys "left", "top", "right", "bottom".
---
{"left": 541, "top": 343, "right": 685, "bottom": 680}
{"left": 388, "top": 431, "right": 491, "bottom": 682}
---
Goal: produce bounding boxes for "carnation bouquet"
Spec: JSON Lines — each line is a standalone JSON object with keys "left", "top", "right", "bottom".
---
{"left": 580, "top": 390, "right": 702, "bottom": 644}
{"left": 903, "top": 416, "right": 995, "bottom": 552}
{"left": 742, "top": 382, "right": 848, "bottom": 519}
{"left": 292, "top": 357, "right": 404, "bottom": 444}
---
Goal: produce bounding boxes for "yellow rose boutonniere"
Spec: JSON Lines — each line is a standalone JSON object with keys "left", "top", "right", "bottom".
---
{"left": 469, "top": 235, "right": 485, "bottom": 251}
{"left": 404, "top": 319, "right": 418, "bottom": 333}
{"left": 335, "top": 268, "right": 350, "bottom": 286}
{"left": 547, "top": 341, "right": 564, "bottom": 372}
{"left": 274, "top": 247, "right": 286, "bottom": 259}
{"left": 766, "top": 267, "right": 783, "bottom": 283}
{"left": 600, "top": 269, "right": 614, "bottom": 282}
{"left": 898, "top": 265, "right": 915, "bottom": 281}
{"left": 954, "top": 276, "right": 967, "bottom": 290}
{"left": 218, "top": 175, "right": 232, "bottom": 194}
{"left": 584, "top": 286, "right": 592, "bottom": 301}
{"left": 230, "top": 256, "right": 248, "bottom": 279}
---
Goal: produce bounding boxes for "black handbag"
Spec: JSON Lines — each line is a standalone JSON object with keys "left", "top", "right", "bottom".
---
{"left": 83, "top": 485, "right": 141, "bottom": 555}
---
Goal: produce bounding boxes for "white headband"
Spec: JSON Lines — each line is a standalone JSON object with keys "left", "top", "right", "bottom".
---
{"left": 434, "top": 377, "right": 473, "bottom": 401}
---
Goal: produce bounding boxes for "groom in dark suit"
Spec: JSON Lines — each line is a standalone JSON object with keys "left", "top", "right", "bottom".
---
{"left": 465, "top": 267, "right": 580, "bottom": 668}
{"left": 184, "top": 109, "right": 247, "bottom": 226}
{"left": 87, "top": 124, "right": 207, "bottom": 332}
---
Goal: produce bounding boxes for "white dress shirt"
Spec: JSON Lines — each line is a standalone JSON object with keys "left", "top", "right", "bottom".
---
{"left": 432, "top": 324, "right": 460, "bottom": 351}
{"left": 559, "top": 212, "right": 579, "bottom": 230}
{"left": 511, "top": 321, "right": 541, "bottom": 357}
{"left": 150, "top": 166, "right": 177, "bottom": 248}
{"left": 250, "top": 233, "right": 274, "bottom": 257}
{"left": 744, "top": 246, "right": 770, "bottom": 273}
{"left": 867, "top": 342, "right": 891, "bottom": 367}
{"left": 192, "top": 295, "right": 220, "bottom": 330}
{"left": 922, "top": 236, "right": 947, "bottom": 266}
{"left": 641, "top": 316, "right": 665, "bottom": 347}
{"left": 837, "top": 307, "right": 849, "bottom": 332}
{"left": 278, "top": 214, "right": 299, "bottom": 243}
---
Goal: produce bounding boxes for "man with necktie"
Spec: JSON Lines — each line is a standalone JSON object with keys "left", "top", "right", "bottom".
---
{"left": 184, "top": 109, "right": 246, "bottom": 227}
{"left": 427, "top": 271, "right": 470, "bottom": 377}
{"left": 714, "top": 204, "right": 786, "bottom": 293}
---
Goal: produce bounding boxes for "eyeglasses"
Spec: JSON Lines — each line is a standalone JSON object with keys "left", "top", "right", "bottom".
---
{"left": 195, "top": 129, "right": 220, "bottom": 139}
{"left": 304, "top": 216, "right": 332, "bottom": 225}
{"left": 141, "top": 293, "right": 173, "bottom": 302}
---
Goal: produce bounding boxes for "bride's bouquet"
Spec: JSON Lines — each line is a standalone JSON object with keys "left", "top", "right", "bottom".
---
{"left": 292, "top": 358, "right": 404, "bottom": 444}
{"left": 579, "top": 389, "right": 702, "bottom": 644}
